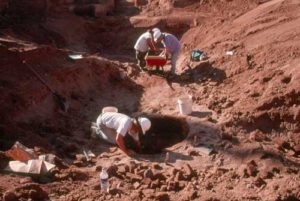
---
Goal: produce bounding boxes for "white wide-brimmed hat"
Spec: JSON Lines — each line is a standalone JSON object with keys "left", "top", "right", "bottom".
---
{"left": 137, "top": 117, "right": 151, "bottom": 134}
{"left": 153, "top": 29, "right": 162, "bottom": 42}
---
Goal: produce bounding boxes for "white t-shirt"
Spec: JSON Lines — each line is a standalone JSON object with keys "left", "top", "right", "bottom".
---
{"left": 134, "top": 32, "right": 151, "bottom": 52}
{"left": 99, "top": 112, "right": 132, "bottom": 137}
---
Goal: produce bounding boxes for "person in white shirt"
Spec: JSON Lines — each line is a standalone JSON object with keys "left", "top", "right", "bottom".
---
{"left": 134, "top": 28, "right": 159, "bottom": 70}
{"left": 91, "top": 112, "right": 151, "bottom": 156}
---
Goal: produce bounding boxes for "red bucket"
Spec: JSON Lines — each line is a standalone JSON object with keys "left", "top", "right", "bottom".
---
{"left": 145, "top": 55, "right": 167, "bottom": 67}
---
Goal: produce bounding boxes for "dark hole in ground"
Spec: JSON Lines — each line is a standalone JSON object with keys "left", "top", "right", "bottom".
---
{"left": 276, "top": 195, "right": 300, "bottom": 201}
{"left": 124, "top": 114, "right": 189, "bottom": 154}
{"left": 281, "top": 76, "right": 291, "bottom": 84}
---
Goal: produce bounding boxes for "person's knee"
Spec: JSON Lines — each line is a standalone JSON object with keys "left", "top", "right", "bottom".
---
{"left": 139, "top": 60, "right": 146, "bottom": 68}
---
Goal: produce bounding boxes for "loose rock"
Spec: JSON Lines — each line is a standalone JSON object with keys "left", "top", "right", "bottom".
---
{"left": 55, "top": 168, "right": 88, "bottom": 181}
{"left": 253, "top": 177, "right": 266, "bottom": 188}
{"left": 249, "top": 130, "right": 265, "bottom": 142}
{"left": 126, "top": 172, "right": 143, "bottom": 182}
{"left": 144, "top": 168, "right": 154, "bottom": 179}
{"left": 182, "top": 164, "right": 196, "bottom": 179}
{"left": 3, "top": 191, "right": 17, "bottom": 201}
{"left": 274, "top": 137, "right": 290, "bottom": 150}
{"left": 155, "top": 192, "right": 170, "bottom": 201}
{"left": 5, "top": 183, "right": 49, "bottom": 200}
{"left": 246, "top": 160, "right": 258, "bottom": 177}
{"left": 0, "top": 151, "right": 10, "bottom": 169}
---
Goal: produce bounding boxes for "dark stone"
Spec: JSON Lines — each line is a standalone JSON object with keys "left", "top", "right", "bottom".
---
{"left": 126, "top": 172, "right": 143, "bottom": 182}
{"left": 246, "top": 160, "right": 258, "bottom": 177}
{"left": 144, "top": 168, "right": 154, "bottom": 179}
{"left": 155, "top": 192, "right": 170, "bottom": 201}
{"left": 3, "top": 191, "right": 17, "bottom": 201}
{"left": 0, "top": 151, "right": 10, "bottom": 169}
{"left": 253, "top": 177, "right": 266, "bottom": 187}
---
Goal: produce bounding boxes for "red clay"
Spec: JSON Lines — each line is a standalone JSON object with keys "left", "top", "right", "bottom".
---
{"left": 0, "top": 0, "right": 300, "bottom": 200}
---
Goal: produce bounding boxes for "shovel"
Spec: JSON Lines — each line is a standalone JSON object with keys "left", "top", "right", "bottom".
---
{"left": 22, "top": 61, "right": 68, "bottom": 112}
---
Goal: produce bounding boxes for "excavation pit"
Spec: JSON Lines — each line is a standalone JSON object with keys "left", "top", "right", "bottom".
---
{"left": 124, "top": 114, "right": 189, "bottom": 154}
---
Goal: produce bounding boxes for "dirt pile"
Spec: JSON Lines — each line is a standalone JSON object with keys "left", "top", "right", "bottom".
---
{"left": 178, "top": 0, "right": 300, "bottom": 134}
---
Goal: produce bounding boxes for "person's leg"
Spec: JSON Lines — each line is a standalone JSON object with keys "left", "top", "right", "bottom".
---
{"left": 136, "top": 50, "right": 147, "bottom": 70}
{"left": 97, "top": 125, "right": 117, "bottom": 145}
{"left": 94, "top": 115, "right": 117, "bottom": 144}
{"left": 170, "top": 51, "right": 180, "bottom": 75}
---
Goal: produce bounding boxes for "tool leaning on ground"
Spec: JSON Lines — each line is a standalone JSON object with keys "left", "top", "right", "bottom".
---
{"left": 22, "top": 60, "right": 68, "bottom": 112}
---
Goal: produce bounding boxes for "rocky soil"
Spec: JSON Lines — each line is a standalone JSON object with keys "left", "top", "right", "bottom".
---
{"left": 0, "top": 0, "right": 299, "bottom": 200}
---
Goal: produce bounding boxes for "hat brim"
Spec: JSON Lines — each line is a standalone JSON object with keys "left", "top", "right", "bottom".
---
{"left": 134, "top": 117, "right": 145, "bottom": 135}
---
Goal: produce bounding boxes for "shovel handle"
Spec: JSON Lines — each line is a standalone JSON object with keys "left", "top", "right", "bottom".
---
{"left": 23, "top": 60, "right": 55, "bottom": 93}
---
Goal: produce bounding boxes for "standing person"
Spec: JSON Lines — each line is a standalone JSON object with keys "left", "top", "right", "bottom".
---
{"left": 91, "top": 112, "right": 151, "bottom": 156}
{"left": 153, "top": 29, "right": 181, "bottom": 79}
{"left": 134, "top": 28, "right": 159, "bottom": 70}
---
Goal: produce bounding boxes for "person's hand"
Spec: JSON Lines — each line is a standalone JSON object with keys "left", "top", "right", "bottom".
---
{"left": 126, "top": 150, "right": 136, "bottom": 157}
{"left": 159, "top": 51, "right": 166, "bottom": 57}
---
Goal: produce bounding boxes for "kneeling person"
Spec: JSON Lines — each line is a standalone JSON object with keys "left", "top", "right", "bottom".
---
{"left": 92, "top": 112, "right": 151, "bottom": 156}
{"left": 134, "top": 29, "right": 158, "bottom": 70}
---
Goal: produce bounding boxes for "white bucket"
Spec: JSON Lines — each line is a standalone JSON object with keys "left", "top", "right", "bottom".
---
{"left": 178, "top": 95, "right": 193, "bottom": 115}
{"left": 102, "top": 106, "right": 118, "bottom": 113}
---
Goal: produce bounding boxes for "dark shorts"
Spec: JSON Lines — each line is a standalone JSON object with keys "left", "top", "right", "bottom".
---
{"left": 135, "top": 50, "right": 147, "bottom": 68}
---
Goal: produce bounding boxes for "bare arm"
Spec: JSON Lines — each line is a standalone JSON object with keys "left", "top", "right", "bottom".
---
{"left": 116, "top": 133, "right": 132, "bottom": 156}
{"left": 146, "top": 38, "right": 158, "bottom": 52}
{"left": 134, "top": 138, "right": 141, "bottom": 151}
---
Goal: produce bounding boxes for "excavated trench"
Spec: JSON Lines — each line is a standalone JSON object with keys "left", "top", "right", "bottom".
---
{"left": 7, "top": 0, "right": 296, "bottom": 158}
{"left": 0, "top": 43, "right": 190, "bottom": 156}
{"left": 125, "top": 115, "right": 189, "bottom": 154}
{"left": 0, "top": 0, "right": 197, "bottom": 155}
{"left": 2, "top": 1, "right": 294, "bottom": 157}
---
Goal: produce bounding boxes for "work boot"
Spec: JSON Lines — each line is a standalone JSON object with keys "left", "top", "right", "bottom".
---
{"left": 155, "top": 65, "right": 161, "bottom": 73}
{"left": 139, "top": 66, "right": 146, "bottom": 71}
{"left": 166, "top": 73, "right": 176, "bottom": 80}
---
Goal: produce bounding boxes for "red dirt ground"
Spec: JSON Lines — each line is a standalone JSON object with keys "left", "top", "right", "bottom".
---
{"left": 0, "top": 0, "right": 299, "bottom": 200}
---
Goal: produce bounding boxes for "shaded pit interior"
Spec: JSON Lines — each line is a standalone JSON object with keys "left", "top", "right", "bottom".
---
{"left": 124, "top": 115, "right": 189, "bottom": 154}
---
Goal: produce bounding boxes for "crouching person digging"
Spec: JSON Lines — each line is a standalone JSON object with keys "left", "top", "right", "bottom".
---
{"left": 91, "top": 112, "right": 151, "bottom": 156}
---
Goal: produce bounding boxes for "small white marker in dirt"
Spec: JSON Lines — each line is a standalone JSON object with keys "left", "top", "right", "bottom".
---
{"left": 196, "top": 145, "right": 214, "bottom": 155}
{"left": 226, "top": 51, "right": 234, "bottom": 56}
{"left": 68, "top": 54, "right": 83, "bottom": 60}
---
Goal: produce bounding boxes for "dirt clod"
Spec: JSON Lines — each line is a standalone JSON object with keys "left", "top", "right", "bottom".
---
{"left": 246, "top": 160, "right": 258, "bottom": 177}
{"left": 155, "top": 192, "right": 170, "bottom": 201}
{"left": 0, "top": 151, "right": 10, "bottom": 169}
{"left": 5, "top": 183, "right": 49, "bottom": 201}
{"left": 143, "top": 168, "right": 154, "bottom": 179}
{"left": 274, "top": 137, "right": 291, "bottom": 150}
{"left": 253, "top": 177, "right": 266, "bottom": 188}
{"left": 3, "top": 191, "right": 17, "bottom": 201}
